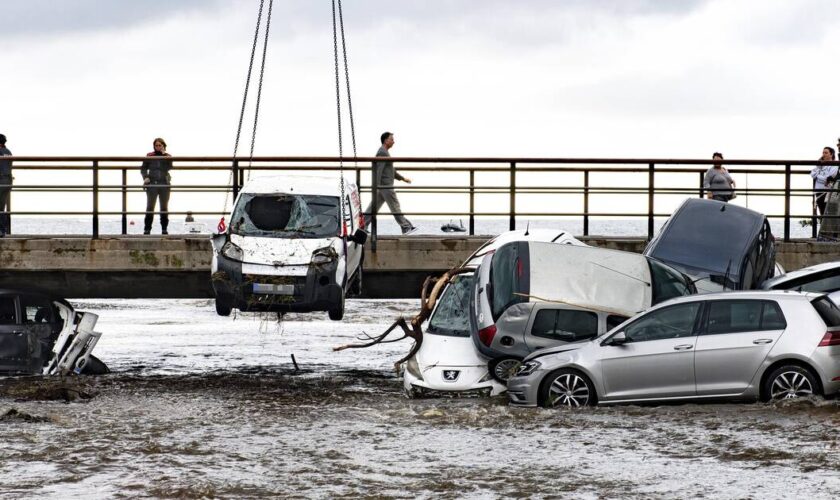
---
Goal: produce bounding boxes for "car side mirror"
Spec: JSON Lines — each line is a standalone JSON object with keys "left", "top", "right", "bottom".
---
{"left": 604, "top": 331, "right": 628, "bottom": 346}
{"left": 349, "top": 228, "right": 368, "bottom": 245}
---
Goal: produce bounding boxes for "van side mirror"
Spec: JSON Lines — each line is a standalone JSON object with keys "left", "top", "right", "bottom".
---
{"left": 349, "top": 228, "right": 368, "bottom": 245}
{"left": 603, "top": 331, "right": 628, "bottom": 346}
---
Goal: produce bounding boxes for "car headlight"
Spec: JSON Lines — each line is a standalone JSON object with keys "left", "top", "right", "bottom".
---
{"left": 221, "top": 241, "right": 244, "bottom": 261}
{"left": 311, "top": 247, "right": 338, "bottom": 265}
{"left": 515, "top": 360, "right": 542, "bottom": 377}
{"left": 405, "top": 357, "right": 424, "bottom": 381}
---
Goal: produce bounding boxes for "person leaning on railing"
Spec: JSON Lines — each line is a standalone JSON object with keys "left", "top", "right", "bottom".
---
{"left": 0, "top": 134, "right": 12, "bottom": 237}
{"left": 140, "top": 137, "right": 172, "bottom": 235}
{"left": 703, "top": 152, "right": 736, "bottom": 202}
{"left": 811, "top": 146, "right": 837, "bottom": 218}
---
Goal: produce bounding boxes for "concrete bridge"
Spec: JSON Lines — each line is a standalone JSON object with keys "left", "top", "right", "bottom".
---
{"left": 0, "top": 235, "right": 837, "bottom": 298}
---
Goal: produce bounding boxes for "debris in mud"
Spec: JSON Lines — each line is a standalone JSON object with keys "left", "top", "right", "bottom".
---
{"left": 421, "top": 408, "right": 445, "bottom": 418}
{"left": 0, "top": 379, "right": 96, "bottom": 402}
{"left": 0, "top": 408, "right": 50, "bottom": 423}
{"left": 333, "top": 267, "right": 473, "bottom": 371}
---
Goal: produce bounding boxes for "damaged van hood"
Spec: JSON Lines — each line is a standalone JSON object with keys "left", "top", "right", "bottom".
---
{"left": 230, "top": 234, "right": 336, "bottom": 266}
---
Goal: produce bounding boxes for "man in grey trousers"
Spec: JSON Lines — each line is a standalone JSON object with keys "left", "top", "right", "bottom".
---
{"left": 0, "top": 134, "right": 12, "bottom": 237}
{"left": 364, "top": 131, "right": 417, "bottom": 234}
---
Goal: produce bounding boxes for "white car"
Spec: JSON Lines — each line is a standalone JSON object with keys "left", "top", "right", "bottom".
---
{"left": 762, "top": 260, "right": 840, "bottom": 293}
{"left": 211, "top": 174, "right": 367, "bottom": 320}
{"left": 403, "top": 229, "right": 585, "bottom": 397}
{"left": 0, "top": 288, "right": 105, "bottom": 376}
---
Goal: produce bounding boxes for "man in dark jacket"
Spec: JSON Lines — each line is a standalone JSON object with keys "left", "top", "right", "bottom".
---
{"left": 140, "top": 138, "right": 172, "bottom": 234}
{"left": 363, "top": 132, "right": 417, "bottom": 234}
{"left": 0, "top": 134, "right": 12, "bottom": 237}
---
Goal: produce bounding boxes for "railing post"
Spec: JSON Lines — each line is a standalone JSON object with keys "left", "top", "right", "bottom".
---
{"left": 647, "top": 162, "right": 655, "bottom": 240}
{"left": 469, "top": 169, "right": 475, "bottom": 235}
{"left": 509, "top": 162, "right": 516, "bottom": 231}
{"left": 698, "top": 171, "right": 704, "bottom": 199}
{"left": 232, "top": 160, "right": 240, "bottom": 200}
{"left": 784, "top": 164, "right": 791, "bottom": 242}
{"left": 371, "top": 170, "right": 378, "bottom": 254}
{"left": 92, "top": 160, "right": 99, "bottom": 239}
{"left": 583, "top": 170, "right": 590, "bottom": 236}
{"left": 121, "top": 168, "right": 128, "bottom": 235}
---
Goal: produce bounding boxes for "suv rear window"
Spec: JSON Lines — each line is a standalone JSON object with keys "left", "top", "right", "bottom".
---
{"left": 811, "top": 296, "right": 840, "bottom": 327}
{"left": 489, "top": 242, "right": 528, "bottom": 321}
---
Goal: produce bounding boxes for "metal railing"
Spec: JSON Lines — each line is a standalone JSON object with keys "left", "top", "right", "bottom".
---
{"left": 1, "top": 156, "right": 837, "bottom": 250}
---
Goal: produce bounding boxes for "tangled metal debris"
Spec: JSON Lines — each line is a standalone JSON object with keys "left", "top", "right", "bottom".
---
{"left": 333, "top": 266, "right": 474, "bottom": 371}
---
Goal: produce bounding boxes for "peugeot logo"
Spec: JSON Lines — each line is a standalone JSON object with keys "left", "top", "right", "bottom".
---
{"left": 442, "top": 370, "right": 460, "bottom": 382}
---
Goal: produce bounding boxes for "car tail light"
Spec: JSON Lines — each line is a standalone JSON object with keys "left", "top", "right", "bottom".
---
{"left": 818, "top": 330, "right": 840, "bottom": 347}
{"left": 478, "top": 325, "right": 497, "bottom": 347}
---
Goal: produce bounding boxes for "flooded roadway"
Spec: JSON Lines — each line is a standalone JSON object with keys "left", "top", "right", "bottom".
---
{"left": 1, "top": 299, "right": 838, "bottom": 499}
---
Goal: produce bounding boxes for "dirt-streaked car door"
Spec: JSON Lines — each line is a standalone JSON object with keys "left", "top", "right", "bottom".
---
{"left": 598, "top": 302, "right": 701, "bottom": 401}
{"left": 694, "top": 299, "right": 786, "bottom": 396}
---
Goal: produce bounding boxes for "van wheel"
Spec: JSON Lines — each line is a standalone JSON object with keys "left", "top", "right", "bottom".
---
{"left": 328, "top": 292, "right": 345, "bottom": 321}
{"left": 488, "top": 356, "right": 522, "bottom": 383}
{"left": 349, "top": 267, "right": 363, "bottom": 297}
{"left": 762, "top": 365, "right": 819, "bottom": 402}
{"left": 215, "top": 297, "right": 232, "bottom": 317}
{"left": 539, "top": 369, "right": 596, "bottom": 408}
{"left": 80, "top": 355, "right": 110, "bottom": 375}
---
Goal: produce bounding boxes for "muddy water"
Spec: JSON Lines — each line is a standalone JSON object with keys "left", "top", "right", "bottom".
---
{"left": 1, "top": 299, "right": 838, "bottom": 499}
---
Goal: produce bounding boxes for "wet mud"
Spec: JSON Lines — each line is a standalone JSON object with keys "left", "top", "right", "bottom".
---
{"left": 0, "top": 299, "right": 838, "bottom": 499}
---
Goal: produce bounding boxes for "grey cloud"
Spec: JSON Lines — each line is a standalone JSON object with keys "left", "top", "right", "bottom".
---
{"left": 0, "top": 0, "right": 225, "bottom": 38}
{"left": 1, "top": 0, "right": 709, "bottom": 44}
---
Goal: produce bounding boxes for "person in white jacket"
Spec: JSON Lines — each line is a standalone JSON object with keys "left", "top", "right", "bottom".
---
{"left": 811, "top": 146, "right": 838, "bottom": 217}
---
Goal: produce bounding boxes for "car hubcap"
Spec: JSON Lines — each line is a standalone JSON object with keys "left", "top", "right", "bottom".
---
{"left": 770, "top": 371, "right": 814, "bottom": 400}
{"left": 494, "top": 359, "right": 521, "bottom": 382}
{"left": 548, "top": 373, "right": 590, "bottom": 407}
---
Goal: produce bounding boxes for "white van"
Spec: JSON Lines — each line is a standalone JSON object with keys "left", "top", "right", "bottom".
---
{"left": 210, "top": 174, "right": 367, "bottom": 320}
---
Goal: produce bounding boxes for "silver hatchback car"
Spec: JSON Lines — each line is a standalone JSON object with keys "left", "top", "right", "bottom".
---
{"left": 508, "top": 291, "right": 840, "bottom": 407}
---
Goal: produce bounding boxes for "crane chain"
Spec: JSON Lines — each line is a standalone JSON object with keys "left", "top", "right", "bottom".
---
{"left": 247, "top": 0, "right": 274, "bottom": 182}
{"left": 331, "top": 0, "right": 347, "bottom": 233}
{"left": 225, "top": 0, "right": 265, "bottom": 213}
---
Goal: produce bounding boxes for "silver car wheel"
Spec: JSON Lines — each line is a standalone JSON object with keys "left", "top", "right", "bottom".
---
{"left": 547, "top": 373, "right": 591, "bottom": 407}
{"left": 493, "top": 358, "right": 522, "bottom": 382}
{"left": 770, "top": 370, "right": 814, "bottom": 400}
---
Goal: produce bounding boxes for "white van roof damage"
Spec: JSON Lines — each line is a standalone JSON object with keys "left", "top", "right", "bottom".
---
{"left": 240, "top": 174, "right": 353, "bottom": 197}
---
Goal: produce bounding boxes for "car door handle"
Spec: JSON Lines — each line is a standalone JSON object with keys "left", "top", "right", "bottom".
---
{"left": 673, "top": 344, "right": 694, "bottom": 351}
{"left": 753, "top": 339, "right": 773, "bottom": 345}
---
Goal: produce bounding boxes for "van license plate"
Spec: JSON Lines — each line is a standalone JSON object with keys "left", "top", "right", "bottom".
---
{"left": 253, "top": 283, "right": 295, "bottom": 295}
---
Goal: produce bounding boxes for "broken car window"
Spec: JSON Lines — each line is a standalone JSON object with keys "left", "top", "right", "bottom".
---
{"left": 230, "top": 194, "right": 340, "bottom": 238}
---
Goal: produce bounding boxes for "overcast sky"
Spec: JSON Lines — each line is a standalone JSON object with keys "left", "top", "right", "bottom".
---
{"left": 2, "top": 0, "right": 838, "bottom": 160}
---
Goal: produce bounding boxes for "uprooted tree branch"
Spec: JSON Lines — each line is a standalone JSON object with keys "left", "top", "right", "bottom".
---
{"left": 332, "top": 266, "right": 474, "bottom": 371}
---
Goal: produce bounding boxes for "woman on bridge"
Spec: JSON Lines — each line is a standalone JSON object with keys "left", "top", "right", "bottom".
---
{"left": 140, "top": 138, "right": 172, "bottom": 235}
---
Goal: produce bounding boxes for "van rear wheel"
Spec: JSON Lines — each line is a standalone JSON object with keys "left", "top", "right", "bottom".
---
{"left": 328, "top": 291, "right": 345, "bottom": 321}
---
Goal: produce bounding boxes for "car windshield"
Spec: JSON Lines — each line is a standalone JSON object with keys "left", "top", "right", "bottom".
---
{"left": 648, "top": 258, "right": 696, "bottom": 304}
{"left": 427, "top": 274, "right": 474, "bottom": 337}
{"left": 230, "top": 193, "right": 340, "bottom": 238}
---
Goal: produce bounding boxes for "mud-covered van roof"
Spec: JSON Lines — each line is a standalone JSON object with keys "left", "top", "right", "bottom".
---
{"left": 239, "top": 174, "right": 356, "bottom": 197}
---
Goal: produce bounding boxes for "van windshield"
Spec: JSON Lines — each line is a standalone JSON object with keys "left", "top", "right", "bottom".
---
{"left": 230, "top": 194, "right": 340, "bottom": 238}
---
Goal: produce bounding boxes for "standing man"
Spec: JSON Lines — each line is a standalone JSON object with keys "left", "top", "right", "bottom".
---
{"left": 364, "top": 132, "right": 417, "bottom": 234}
{"left": 0, "top": 134, "right": 12, "bottom": 237}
